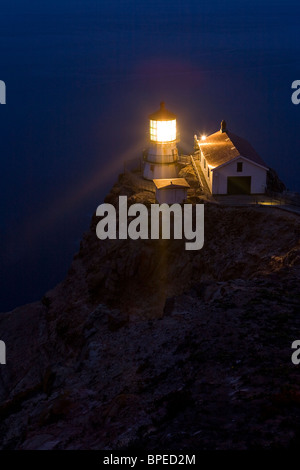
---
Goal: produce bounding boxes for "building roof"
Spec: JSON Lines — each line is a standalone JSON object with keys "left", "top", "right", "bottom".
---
{"left": 199, "top": 130, "right": 268, "bottom": 169}
{"left": 149, "top": 102, "right": 176, "bottom": 121}
{"left": 153, "top": 178, "right": 190, "bottom": 190}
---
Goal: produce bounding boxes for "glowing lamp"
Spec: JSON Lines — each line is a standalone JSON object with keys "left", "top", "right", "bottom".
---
{"left": 149, "top": 102, "right": 177, "bottom": 143}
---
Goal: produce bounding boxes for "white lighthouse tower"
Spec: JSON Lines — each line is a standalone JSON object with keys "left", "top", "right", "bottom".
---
{"left": 143, "top": 102, "right": 179, "bottom": 180}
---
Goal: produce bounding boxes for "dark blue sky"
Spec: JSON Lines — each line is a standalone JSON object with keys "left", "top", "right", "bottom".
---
{"left": 1, "top": 0, "right": 300, "bottom": 311}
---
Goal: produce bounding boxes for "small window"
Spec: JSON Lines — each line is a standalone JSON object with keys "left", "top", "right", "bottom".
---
{"left": 237, "top": 162, "right": 243, "bottom": 172}
{"left": 204, "top": 159, "right": 206, "bottom": 169}
{"left": 208, "top": 167, "right": 210, "bottom": 177}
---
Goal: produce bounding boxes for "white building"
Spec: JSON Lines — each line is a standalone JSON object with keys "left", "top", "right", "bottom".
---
{"left": 195, "top": 121, "right": 268, "bottom": 195}
{"left": 143, "top": 102, "right": 179, "bottom": 181}
{"left": 153, "top": 178, "right": 190, "bottom": 204}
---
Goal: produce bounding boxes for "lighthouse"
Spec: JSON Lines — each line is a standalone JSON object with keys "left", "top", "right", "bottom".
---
{"left": 143, "top": 102, "right": 179, "bottom": 180}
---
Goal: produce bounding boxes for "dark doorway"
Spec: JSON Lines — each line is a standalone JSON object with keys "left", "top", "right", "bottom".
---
{"left": 227, "top": 176, "right": 251, "bottom": 194}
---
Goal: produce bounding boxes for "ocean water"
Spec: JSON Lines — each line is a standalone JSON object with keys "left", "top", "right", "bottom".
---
{"left": 0, "top": 0, "right": 300, "bottom": 311}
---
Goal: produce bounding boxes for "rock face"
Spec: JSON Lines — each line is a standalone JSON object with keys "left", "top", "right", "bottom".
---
{"left": 0, "top": 174, "right": 300, "bottom": 450}
{"left": 267, "top": 168, "right": 286, "bottom": 193}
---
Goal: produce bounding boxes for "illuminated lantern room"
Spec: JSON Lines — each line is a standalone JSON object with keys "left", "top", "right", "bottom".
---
{"left": 143, "top": 102, "right": 179, "bottom": 181}
{"left": 149, "top": 102, "right": 177, "bottom": 143}
{"left": 150, "top": 119, "right": 177, "bottom": 142}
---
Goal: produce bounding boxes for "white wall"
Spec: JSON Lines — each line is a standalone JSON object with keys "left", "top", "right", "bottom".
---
{"left": 143, "top": 141, "right": 179, "bottom": 180}
{"left": 199, "top": 150, "right": 212, "bottom": 192}
{"left": 143, "top": 162, "right": 178, "bottom": 180}
{"left": 156, "top": 188, "right": 187, "bottom": 204}
{"left": 147, "top": 142, "right": 178, "bottom": 163}
{"left": 212, "top": 158, "right": 267, "bottom": 194}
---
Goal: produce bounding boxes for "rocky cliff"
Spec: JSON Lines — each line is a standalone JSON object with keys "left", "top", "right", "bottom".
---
{"left": 0, "top": 172, "right": 300, "bottom": 450}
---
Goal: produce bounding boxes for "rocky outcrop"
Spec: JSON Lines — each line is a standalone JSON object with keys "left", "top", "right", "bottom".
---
{"left": 267, "top": 167, "right": 286, "bottom": 193}
{"left": 0, "top": 174, "right": 300, "bottom": 449}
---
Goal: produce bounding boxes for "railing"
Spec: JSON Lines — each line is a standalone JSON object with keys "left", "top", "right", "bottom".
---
{"left": 266, "top": 190, "right": 300, "bottom": 208}
{"left": 190, "top": 155, "right": 203, "bottom": 190}
{"left": 178, "top": 154, "right": 191, "bottom": 165}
